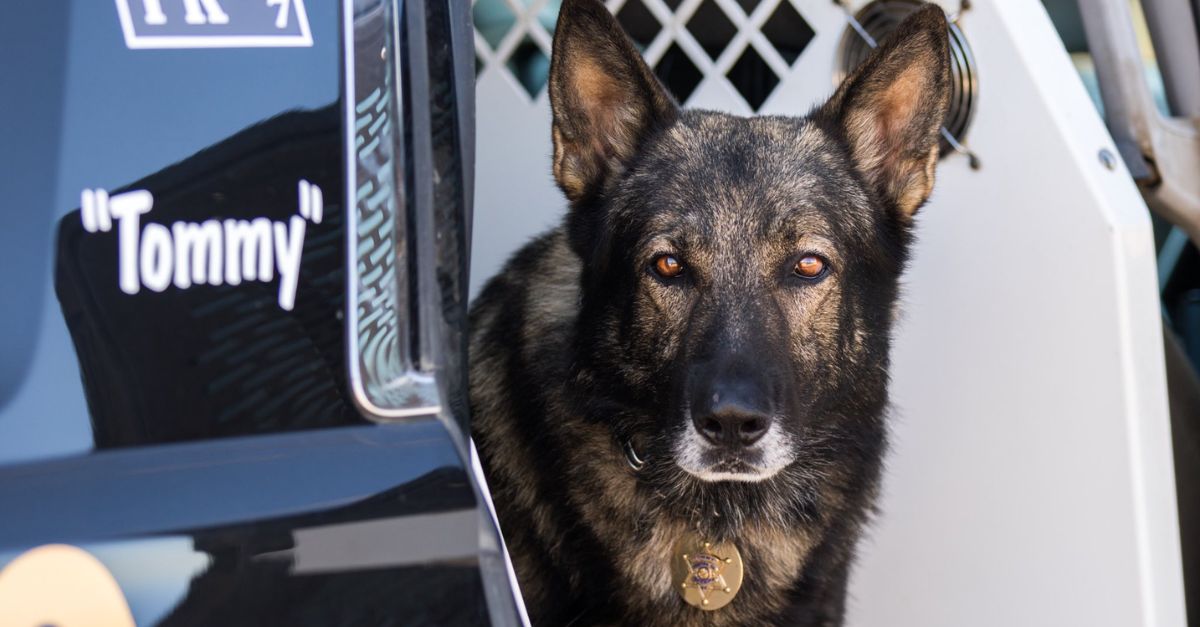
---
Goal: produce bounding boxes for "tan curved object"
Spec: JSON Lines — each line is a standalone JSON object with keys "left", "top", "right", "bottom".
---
{"left": 0, "top": 544, "right": 136, "bottom": 627}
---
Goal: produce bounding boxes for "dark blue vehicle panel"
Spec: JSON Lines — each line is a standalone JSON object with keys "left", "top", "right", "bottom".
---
{"left": 0, "top": 421, "right": 488, "bottom": 625}
{"left": 0, "top": 0, "right": 346, "bottom": 462}
{"left": 0, "top": 1, "right": 520, "bottom": 623}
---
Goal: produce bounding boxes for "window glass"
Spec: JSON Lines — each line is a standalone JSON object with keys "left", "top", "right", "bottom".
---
{"left": 0, "top": 1, "right": 355, "bottom": 465}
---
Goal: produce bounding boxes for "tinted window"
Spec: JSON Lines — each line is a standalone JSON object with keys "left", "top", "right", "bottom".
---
{"left": 0, "top": 1, "right": 358, "bottom": 465}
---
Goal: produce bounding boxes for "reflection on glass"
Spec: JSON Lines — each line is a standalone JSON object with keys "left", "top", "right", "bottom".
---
{"left": 346, "top": 0, "right": 441, "bottom": 417}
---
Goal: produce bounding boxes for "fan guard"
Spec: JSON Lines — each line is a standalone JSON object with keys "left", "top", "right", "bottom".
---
{"left": 836, "top": 1, "right": 977, "bottom": 158}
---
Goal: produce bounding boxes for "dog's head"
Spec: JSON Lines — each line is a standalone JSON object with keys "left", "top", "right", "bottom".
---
{"left": 550, "top": 0, "right": 950, "bottom": 517}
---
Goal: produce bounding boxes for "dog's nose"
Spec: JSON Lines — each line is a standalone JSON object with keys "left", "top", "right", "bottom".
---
{"left": 692, "top": 380, "right": 773, "bottom": 447}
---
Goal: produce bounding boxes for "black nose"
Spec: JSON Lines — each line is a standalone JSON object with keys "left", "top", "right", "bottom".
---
{"left": 692, "top": 379, "right": 773, "bottom": 447}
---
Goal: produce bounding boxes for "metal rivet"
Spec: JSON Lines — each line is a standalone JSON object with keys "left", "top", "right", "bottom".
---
{"left": 1099, "top": 149, "right": 1118, "bottom": 171}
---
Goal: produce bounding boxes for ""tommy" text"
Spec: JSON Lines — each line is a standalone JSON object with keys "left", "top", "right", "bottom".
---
{"left": 79, "top": 180, "right": 324, "bottom": 311}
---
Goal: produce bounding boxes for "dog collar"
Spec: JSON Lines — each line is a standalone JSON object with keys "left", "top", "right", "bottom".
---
{"left": 622, "top": 440, "right": 747, "bottom": 609}
{"left": 622, "top": 437, "right": 646, "bottom": 471}
{"left": 671, "top": 535, "right": 745, "bottom": 610}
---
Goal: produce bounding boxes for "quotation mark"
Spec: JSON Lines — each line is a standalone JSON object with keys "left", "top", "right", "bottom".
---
{"left": 80, "top": 189, "right": 114, "bottom": 233}
{"left": 298, "top": 179, "right": 323, "bottom": 224}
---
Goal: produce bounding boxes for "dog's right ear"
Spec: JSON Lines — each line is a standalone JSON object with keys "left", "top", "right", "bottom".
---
{"left": 549, "top": 0, "right": 678, "bottom": 202}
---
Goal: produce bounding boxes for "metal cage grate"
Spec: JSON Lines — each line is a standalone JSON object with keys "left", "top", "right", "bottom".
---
{"left": 473, "top": 0, "right": 817, "bottom": 111}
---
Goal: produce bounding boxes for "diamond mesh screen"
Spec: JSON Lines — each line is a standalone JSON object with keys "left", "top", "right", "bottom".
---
{"left": 472, "top": 0, "right": 816, "bottom": 111}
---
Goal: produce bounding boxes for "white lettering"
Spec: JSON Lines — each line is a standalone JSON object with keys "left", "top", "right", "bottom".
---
{"left": 139, "top": 223, "right": 174, "bottom": 293}
{"left": 172, "top": 220, "right": 223, "bottom": 288}
{"left": 224, "top": 218, "right": 274, "bottom": 285}
{"left": 182, "top": 0, "right": 229, "bottom": 25}
{"left": 78, "top": 180, "right": 321, "bottom": 310}
{"left": 274, "top": 216, "right": 306, "bottom": 311}
{"left": 141, "top": 0, "right": 168, "bottom": 25}
{"left": 107, "top": 190, "right": 154, "bottom": 295}
{"left": 268, "top": 0, "right": 292, "bottom": 29}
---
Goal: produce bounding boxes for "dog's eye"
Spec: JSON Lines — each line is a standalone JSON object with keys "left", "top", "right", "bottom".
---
{"left": 793, "top": 255, "right": 827, "bottom": 279}
{"left": 652, "top": 254, "right": 684, "bottom": 279}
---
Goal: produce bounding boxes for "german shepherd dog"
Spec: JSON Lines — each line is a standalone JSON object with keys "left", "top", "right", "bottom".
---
{"left": 470, "top": 0, "right": 951, "bottom": 624}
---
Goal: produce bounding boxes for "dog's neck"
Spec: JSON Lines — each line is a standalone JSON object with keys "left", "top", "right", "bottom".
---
{"left": 554, "top": 418, "right": 820, "bottom": 625}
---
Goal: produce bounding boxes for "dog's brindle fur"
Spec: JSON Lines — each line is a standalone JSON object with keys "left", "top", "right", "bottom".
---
{"left": 470, "top": 2, "right": 951, "bottom": 624}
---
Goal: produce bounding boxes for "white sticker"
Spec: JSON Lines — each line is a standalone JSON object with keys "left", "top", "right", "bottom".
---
{"left": 114, "top": 0, "right": 313, "bottom": 49}
{"left": 80, "top": 180, "right": 324, "bottom": 311}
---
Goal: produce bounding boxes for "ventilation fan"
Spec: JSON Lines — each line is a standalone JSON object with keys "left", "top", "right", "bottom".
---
{"left": 836, "top": 0, "right": 977, "bottom": 158}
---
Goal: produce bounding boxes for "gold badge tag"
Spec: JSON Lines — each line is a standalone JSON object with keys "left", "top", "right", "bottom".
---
{"left": 671, "top": 536, "right": 744, "bottom": 611}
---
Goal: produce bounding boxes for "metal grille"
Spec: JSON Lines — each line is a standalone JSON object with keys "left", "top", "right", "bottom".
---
{"left": 836, "top": 0, "right": 977, "bottom": 157}
{"left": 353, "top": 84, "right": 406, "bottom": 395}
{"left": 345, "top": 0, "right": 440, "bottom": 416}
{"left": 473, "top": 0, "right": 816, "bottom": 111}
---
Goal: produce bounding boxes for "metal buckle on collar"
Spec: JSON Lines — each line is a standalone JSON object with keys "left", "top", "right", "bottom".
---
{"left": 623, "top": 437, "right": 646, "bottom": 471}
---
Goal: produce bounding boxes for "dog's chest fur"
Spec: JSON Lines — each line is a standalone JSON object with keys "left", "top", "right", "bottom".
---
{"left": 556, "top": 412, "right": 819, "bottom": 625}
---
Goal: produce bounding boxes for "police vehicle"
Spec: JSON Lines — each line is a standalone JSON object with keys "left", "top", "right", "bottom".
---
{"left": 0, "top": 2, "right": 526, "bottom": 624}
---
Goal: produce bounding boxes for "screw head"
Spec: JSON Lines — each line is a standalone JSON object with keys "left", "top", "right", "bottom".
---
{"left": 1099, "top": 149, "right": 1118, "bottom": 171}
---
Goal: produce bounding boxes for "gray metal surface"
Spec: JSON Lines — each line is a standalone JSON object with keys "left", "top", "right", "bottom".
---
{"left": 0, "top": 420, "right": 457, "bottom": 546}
{"left": 1141, "top": 0, "right": 1200, "bottom": 117}
{"left": 1079, "top": 0, "right": 1200, "bottom": 245}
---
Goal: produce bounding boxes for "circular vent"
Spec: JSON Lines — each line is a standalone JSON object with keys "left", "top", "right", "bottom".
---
{"left": 836, "top": 1, "right": 977, "bottom": 157}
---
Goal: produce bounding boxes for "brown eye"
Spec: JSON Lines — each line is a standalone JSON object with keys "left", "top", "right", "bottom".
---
{"left": 793, "top": 255, "right": 826, "bottom": 279}
{"left": 653, "top": 254, "right": 684, "bottom": 279}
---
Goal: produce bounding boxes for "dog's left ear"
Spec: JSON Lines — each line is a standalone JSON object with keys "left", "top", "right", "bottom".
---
{"left": 822, "top": 5, "right": 951, "bottom": 219}
{"left": 549, "top": 0, "right": 679, "bottom": 202}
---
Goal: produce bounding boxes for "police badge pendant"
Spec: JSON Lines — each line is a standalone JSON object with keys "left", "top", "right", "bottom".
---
{"left": 671, "top": 536, "right": 744, "bottom": 610}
